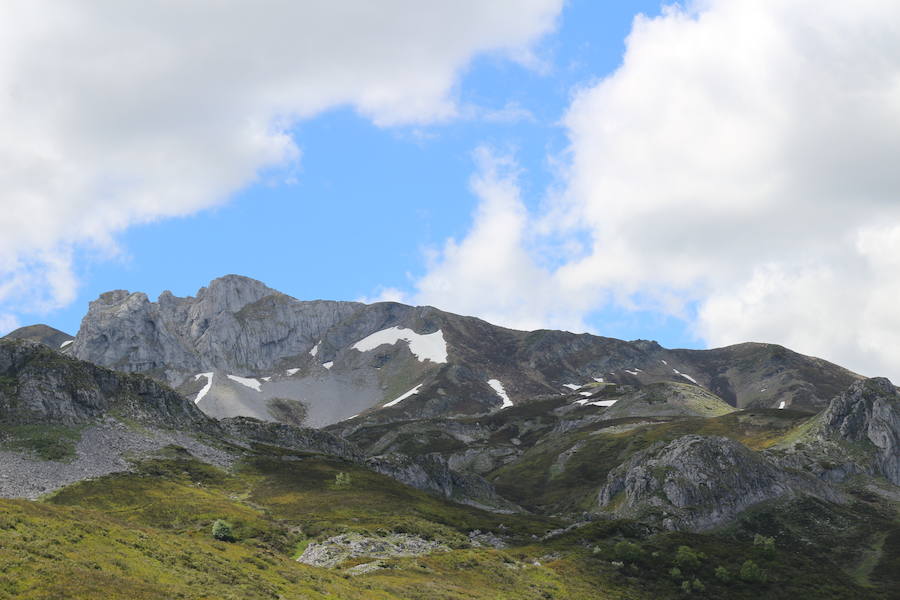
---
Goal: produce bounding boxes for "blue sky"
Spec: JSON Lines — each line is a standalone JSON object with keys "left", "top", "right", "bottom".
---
{"left": 5, "top": 1, "right": 900, "bottom": 379}
{"left": 24, "top": 0, "right": 692, "bottom": 346}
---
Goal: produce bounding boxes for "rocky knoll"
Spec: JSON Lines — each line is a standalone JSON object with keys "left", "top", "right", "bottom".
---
{"left": 3, "top": 324, "right": 73, "bottom": 350}
{"left": 597, "top": 435, "right": 839, "bottom": 530}
{"left": 775, "top": 377, "right": 900, "bottom": 485}
{"left": 0, "top": 338, "right": 207, "bottom": 429}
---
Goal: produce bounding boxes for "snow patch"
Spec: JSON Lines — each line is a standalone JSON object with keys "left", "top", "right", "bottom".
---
{"left": 672, "top": 368, "right": 699, "bottom": 385}
{"left": 384, "top": 384, "right": 423, "bottom": 407}
{"left": 760, "top": 388, "right": 767, "bottom": 392}
{"left": 261, "top": 376, "right": 271, "bottom": 382}
{"left": 487, "top": 379, "right": 513, "bottom": 409}
{"left": 309, "top": 342, "right": 320, "bottom": 357}
{"left": 227, "top": 375, "right": 262, "bottom": 392}
{"left": 194, "top": 372, "right": 214, "bottom": 404}
{"left": 563, "top": 383, "right": 580, "bottom": 390}
{"left": 593, "top": 377, "right": 604, "bottom": 383}
{"left": 624, "top": 369, "right": 640, "bottom": 376}
{"left": 286, "top": 368, "right": 301, "bottom": 376}
{"left": 588, "top": 399, "right": 617, "bottom": 407}
{"left": 59, "top": 340, "right": 73, "bottom": 349}
{"left": 352, "top": 326, "right": 448, "bottom": 363}
{"left": 346, "top": 414, "right": 359, "bottom": 420}
{"left": 660, "top": 360, "right": 668, "bottom": 365}
{"left": 323, "top": 361, "right": 334, "bottom": 370}
{"left": 574, "top": 398, "right": 617, "bottom": 407}
{"left": 778, "top": 401, "right": 786, "bottom": 409}
{"left": 579, "top": 391, "right": 594, "bottom": 397}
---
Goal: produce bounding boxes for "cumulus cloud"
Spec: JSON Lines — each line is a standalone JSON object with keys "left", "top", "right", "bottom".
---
{"left": 0, "top": 0, "right": 562, "bottom": 326}
{"left": 412, "top": 0, "right": 900, "bottom": 378}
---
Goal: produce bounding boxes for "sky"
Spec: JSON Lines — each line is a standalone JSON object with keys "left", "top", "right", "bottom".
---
{"left": 2, "top": 1, "right": 900, "bottom": 380}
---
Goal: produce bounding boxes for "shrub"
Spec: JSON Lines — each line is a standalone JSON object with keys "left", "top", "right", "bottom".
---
{"left": 681, "top": 580, "right": 692, "bottom": 594}
{"left": 333, "top": 472, "right": 352, "bottom": 489}
{"left": 714, "top": 565, "right": 731, "bottom": 582}
{"left": 212, "top": 519, "right": 234, "bottom": 542}
{"left": 691, "top": 578, "right": 705, "bottom": 592}
{"left": 740, "top": 559, "right": 767, "bottom": 583}
{"left": 613, "top": 540, "right": 643, "bottom": 563}
{"left": 753, "top": 534, "right": 776, "bottom": 557}
{"left": 674, "top": 545, "right": 703, "bottom": 571}
{"left": 670, "top": 566, "right": 683, "bottom": 579}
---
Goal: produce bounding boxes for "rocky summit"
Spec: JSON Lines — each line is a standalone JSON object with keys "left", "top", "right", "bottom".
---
{"left": 0, "top": 275, "right": 898, "bottom": 599}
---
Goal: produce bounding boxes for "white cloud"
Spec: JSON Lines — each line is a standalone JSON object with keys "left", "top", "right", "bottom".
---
{"left": 0, "top": 0, "right": 562, "bottom": 321}
{"left": 412, "top": 148, "right": 593, "bottom": 331}
{"left": 409, "top": 0, "right": 900, "bottom": 379}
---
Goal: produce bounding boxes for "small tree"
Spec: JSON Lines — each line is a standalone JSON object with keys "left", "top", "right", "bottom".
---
{"left": 211, "top": 519, "right": 234, "bottom": 542}
{"left": 740, "top": 559, "right": 767, "bottom": 583}
{"left": 691, "top": 578, "right": 705, "bottom": 592}
{"left": 669, "top": 566, "right": 683, "bottom": 579}
{"left": 714, "top": 565, "right": 731, "bottom": 583}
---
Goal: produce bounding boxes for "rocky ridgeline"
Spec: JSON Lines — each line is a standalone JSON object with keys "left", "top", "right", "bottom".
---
{"left": 59, "top": 274, "right": 862, "bottom": 427}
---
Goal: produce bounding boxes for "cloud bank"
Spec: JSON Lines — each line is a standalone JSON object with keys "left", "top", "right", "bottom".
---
{"left": 413, "top": 0, "right": 900, "bottom": 379}
{"left": 0, "top": 0, "right": 562, "bottom": 327}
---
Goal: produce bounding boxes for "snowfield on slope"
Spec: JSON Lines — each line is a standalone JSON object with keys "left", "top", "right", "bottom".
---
{"left": 487, "top": 379, "right": 513, "bottom": 409}
{"left": 194, "top": 372, "right": 214, "bottom": 403}
{"left": 384, "top": 384, "right": 423, "bottom": 407}
{"left": 227, "top": 374, "right": 262, "bottom": 392}
{"left": 352, "top": 326, "right": 448, "bottom": 363}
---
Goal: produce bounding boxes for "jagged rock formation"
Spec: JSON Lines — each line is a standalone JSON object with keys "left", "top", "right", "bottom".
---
{"left": 3, "top": 324, "right": 73, "bottom": 351}
{"left": 597, "top": 435, "right": 839, "bottom": 530}
{"left": 774, "top": 377, "right": 900, "bottom": 485}
{"left": 67, "top": 275, "right": 860, "bottom": 426}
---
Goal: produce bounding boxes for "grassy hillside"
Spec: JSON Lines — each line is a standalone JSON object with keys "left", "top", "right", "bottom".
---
{"left": 0, "top": 442, "right": 891, "bottom": 599}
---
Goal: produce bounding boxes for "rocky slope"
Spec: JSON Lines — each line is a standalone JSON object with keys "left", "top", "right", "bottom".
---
{"left": 0, "top": 338, "right": 515, "bottom": 511}
{"left": 67, "top": 275, "right": 860, "bottom": 427}
{"left": 596, "top": 435, "right": 840, "bottom": 530}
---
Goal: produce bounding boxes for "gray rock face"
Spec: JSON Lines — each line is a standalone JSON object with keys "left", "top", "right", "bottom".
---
{"left": 597, "top": 435, "right": 839, "bottom": 530}
{"left": 775, "top": 377, "right": 900, "bottom": 485}
{"left": 820, "top": 377, "right": 900, "bottom": 485}
{"left": 72, "top": 275, "right": 361, "bottom": 383}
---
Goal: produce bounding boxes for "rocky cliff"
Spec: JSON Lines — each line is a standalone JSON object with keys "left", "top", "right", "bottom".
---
{"left": 774, "top": 377, "right": 900, "bottom": 485}
{"left": 597, "top": 435, "right": 840, "bottom": 530}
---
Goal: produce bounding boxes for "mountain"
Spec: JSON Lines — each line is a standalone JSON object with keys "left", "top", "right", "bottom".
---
{"left": 68, "top": 274, "right": 861, "bottom": 427}
{"left": 3, "top": 323, "right": 73, "bottom": 350}
{"left": 1, "top": 276, "right": 898, "bottom": 598}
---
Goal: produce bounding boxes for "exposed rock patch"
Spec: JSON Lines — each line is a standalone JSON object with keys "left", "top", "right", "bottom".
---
{"left": 298, "top": 533, "right": 448, "bottom": 568}
{"left": 597, "top": 434, "right": 840, "bottom": 530}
